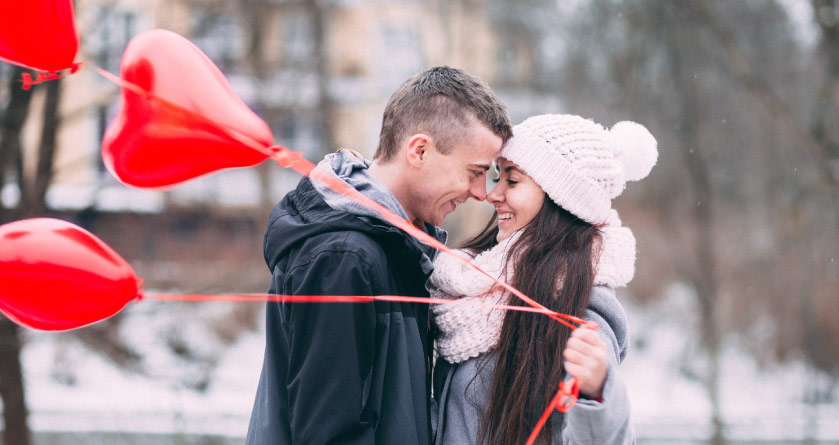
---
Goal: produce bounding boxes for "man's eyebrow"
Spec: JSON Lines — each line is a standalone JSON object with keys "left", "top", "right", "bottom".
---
{"left": 470, "top": 163, "right": 491, "bottom": 171}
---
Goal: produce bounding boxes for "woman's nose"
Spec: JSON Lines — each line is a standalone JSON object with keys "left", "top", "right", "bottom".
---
{"left": 487, "top": 185, "right": 503, "bottom": 204}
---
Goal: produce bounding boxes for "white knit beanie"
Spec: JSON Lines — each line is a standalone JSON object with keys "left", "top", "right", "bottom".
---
{"left": 500, "top": 114, "right": 658, "bottom": 225}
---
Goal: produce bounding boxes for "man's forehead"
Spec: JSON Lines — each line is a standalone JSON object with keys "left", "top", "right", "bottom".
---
{"left": 457, "top": 121, "right": 503, "bottom": 157}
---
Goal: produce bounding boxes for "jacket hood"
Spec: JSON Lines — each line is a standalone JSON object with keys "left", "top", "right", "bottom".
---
{"left": 264, "top": 174, "right": 446, "bottom": 278}
{"left": 311, "top": 150, "right": 410, "bottom": 221}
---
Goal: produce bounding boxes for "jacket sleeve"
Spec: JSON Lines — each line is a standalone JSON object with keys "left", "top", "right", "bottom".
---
{"left": 279, "top": 248, "right": 380, "bottom": 444}
{"left": 560, "top": 286, "right": 635, "bottom": 445}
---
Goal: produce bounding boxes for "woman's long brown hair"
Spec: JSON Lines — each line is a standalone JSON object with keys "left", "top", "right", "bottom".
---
{"left": 460, "top": 197, "right": 601, "bottom": 445}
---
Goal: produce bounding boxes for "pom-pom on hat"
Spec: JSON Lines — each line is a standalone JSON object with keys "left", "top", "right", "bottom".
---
{"left": 500, "top": 114, "right": 658, "bottom": 224}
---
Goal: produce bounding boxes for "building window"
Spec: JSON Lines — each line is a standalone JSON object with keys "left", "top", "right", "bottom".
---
{"left": 191, "top": 11, "right": 245, "bottom": 71}
{"left": 282, "top": 12, "right": 316, "bottom": 66}
{"left": 86, "top": 6, "right": 136, "bottom": 77}
{"left": 375, "top": 25, "right": 423, "bottom": 95}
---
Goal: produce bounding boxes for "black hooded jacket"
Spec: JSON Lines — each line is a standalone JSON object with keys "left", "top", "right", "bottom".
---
{"left": 247, "top": 177, "right": 437, "bottom": 444}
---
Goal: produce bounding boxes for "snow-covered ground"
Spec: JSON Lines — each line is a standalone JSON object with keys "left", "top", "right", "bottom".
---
{"left": 621, "top": 285, "right": 839, "bottom": 442}
{"left": 10, "top": 287, "right": 839, "bottom": 443}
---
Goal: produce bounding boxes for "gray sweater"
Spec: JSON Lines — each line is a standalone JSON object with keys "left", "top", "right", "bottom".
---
{"left": 432, "top": 286, "right": 635, "bottom": 444}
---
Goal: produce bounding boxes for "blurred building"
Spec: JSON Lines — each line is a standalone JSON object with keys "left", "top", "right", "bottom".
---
{"left": 5, "top": 0, "right": 565, "bottom": 239}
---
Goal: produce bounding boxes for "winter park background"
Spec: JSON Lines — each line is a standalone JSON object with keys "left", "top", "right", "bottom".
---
{"left": 1, "top": 0, "right": 838, "bottom": 444}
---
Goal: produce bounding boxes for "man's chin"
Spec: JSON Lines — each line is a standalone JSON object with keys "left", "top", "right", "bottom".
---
{"left": 427, "top": 212, "right": 448, "bottom": 227}
{"left": 420, "top": 206, "right": 454, "bottom": 226}
{"left": 427, "top": 217, "right": 444, "bottom": 227}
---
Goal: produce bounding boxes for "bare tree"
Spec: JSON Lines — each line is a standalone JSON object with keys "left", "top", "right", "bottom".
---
{"left": 557, "top": 0, "right": 839, "bottom": 441}
{"left": 26, "top": 79, "right": 63, "bottom": 216}
{"left": 303, "top": 0, "right": 335, "bottom": 155}
{"left": 678, "top": 0, "right": 839, "bottom": 378}
{"left": 663, "top": 9, "right": 723, "bottom": 440}
{"left": 0, "top": 66, "right": 68, "bottom": 445}
{"left": 0, "top": 65, "right": 36, "bottom": 445}
{"left": 0, "top": 318, "right": 30, "bottom": 445}
{"left": 0, "top": 52, "right": 67, "bottom": 445}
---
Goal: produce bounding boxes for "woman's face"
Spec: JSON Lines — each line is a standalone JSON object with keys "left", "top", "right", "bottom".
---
{"left": 487, "top": 158, "right": 545, "bottom": 242}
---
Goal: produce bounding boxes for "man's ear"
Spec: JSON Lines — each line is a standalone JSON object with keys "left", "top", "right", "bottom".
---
{"left": 405, "top": 134, "right": 433, "bottom": 168}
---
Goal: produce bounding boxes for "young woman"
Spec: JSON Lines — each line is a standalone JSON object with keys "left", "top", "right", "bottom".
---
{"left": 429, "top": 114, "right": 657, "bottom": 444}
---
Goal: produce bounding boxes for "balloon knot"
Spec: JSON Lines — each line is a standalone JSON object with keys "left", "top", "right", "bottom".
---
{"left": 270, "top": 146, "right": 304, "bottom": 168}
{"left": 19, "top": 63, "right": 84, "bottom": 91}
{"left": 556, "top": 378, "right": 580, "bottom": 412}
{"left": 20, "top": 73, "right": 34, "bottom": 90}
{"left": 135, "top": 277, "right": 146, "bottom": 300}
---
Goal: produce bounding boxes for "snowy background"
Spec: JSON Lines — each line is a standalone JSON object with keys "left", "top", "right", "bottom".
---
{"left": 1, "top": 0, "right": 838, "bottom": 443}
{"left": 12, "top": 285, "right": 839, "bottom": 444}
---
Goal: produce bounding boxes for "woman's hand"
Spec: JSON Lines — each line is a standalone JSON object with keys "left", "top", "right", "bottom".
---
{"left": 563, "top": 326, "right": 608, "bottom": 400}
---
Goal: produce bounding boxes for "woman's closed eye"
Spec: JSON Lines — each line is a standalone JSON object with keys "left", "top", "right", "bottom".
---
{"left": 491, "top": 176, "right": 517, "bottom": 185}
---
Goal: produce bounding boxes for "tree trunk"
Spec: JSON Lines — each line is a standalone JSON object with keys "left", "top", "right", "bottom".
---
{"left": 663, "top": 4, "right": 724, "bottom": 442}
{"left": 305, "top": 0, "right": 335, "bottom": 155}
{"left": 0, "top": 65, "right": 35, "bottom": 445}
{"left": 27, "top": 78, "right": 63, "bottom": 216}
{"left": 0, "top": 318, "right": 30, "bottom": 445}
{"left": 0, "top": 68, "right": 63, "bottom": 445}
{"left": 0, "top": 66, "right": 34, "bottom": 222}
{"left": 677, "top": 75, "right": 723, "bottom": 445}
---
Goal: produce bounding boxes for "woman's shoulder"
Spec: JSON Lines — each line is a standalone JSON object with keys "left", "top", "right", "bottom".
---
{"left": 588, "top": 286, "right": 623, "bottom": 312}
{"left": 585, "top": 286, "right": 630, "bottom": 362}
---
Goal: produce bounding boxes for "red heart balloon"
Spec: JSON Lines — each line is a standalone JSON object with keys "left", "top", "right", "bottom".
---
{"left": 0, "top": 218, "right": 140, "bottom": 331}
{"left": 102, "top": 29, "right": 274, "bottom": 188}
{"left": 0, "top": 0, "right": 79, "bottom": 71}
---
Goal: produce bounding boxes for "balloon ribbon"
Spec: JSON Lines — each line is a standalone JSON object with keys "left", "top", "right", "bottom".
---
{"left": 89, "top": 63, "right": 564, "bottom": 325}
{"left": 147, "top": 292, "right": 588, "bottom": 331}
{"left": 148, "top": 292, "right": 596, "bottom": 442}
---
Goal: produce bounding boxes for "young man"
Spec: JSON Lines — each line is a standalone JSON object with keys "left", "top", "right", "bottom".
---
{"left": 246, "top": 66, "right": 512, "bottom": 444}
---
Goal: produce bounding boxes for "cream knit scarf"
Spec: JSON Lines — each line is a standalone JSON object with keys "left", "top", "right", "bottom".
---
{"left": 429, "top": 210, "right": 636, "bottom": 364}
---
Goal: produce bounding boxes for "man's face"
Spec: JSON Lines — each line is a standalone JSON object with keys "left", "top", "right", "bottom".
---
{"left": 409, "top": 123, "right": 503, "bottom": 226}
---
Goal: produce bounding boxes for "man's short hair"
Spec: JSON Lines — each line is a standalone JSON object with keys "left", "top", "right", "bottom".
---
{"left": 374, "top": 66, "right": 512, "bottom": 162}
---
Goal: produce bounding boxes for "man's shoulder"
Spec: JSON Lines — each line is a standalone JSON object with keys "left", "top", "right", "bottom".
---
{"left": 265, "top": 177, "right": 388, "bottom": 263}
{"left": 279, "top": 229, "right": 391, "bottom": 289}
{"left": 301, "top": 228, "right": 387, "bottom": 259}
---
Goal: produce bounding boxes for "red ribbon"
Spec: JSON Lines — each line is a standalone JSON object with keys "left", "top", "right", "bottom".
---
{"left": 146, "top": 293, "right": 588, "bottom": 331}
{"left": 525, "top": 320, "right": 599, "bottom": 444}
{"left": 91, "top": 62, "right": 563, "bottom": 323}
{"left": 148, "top": 292, "right": 592, "bottom": 442}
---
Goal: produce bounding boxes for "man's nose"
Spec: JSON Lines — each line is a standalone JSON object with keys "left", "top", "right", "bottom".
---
{"left": 469, "top": 178, "right": 487, "bottom": 201}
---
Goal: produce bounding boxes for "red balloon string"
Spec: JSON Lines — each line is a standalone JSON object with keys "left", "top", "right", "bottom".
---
{"left": 150, "top": 290, "right": 592, "bottom": 441}
{"left": 145, "top": 292, "right": 588, "bottom": 331}
{"left": 89, "top": 63, "right": 561, "bottom": 324}
{"left": 526, "top": 379, "right": 581, "bottom": 445}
